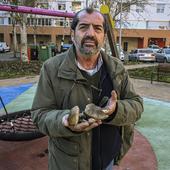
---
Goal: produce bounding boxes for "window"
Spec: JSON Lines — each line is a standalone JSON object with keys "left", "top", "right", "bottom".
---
{"left": 136, "top": 4, "right": 144, "bottom": 13}
{"left": 58, "top": 3, "right": 66, "bottom": 10}
{"left": 8, "top": 17, "right": 11, "bottom": 24}
{"left": 157, "top": 4, "right": 165, "bottom": 13}
{"left": 42, "top": 18, "right": 45, "bottom": 26}
{"left": 72, "top": 2, "right": 81, "bottom": 12}
{"left": 0, "top": 18, "right": 4, "bottom": 25}
{"left": 38, "top": 18, "right": 41, "bottom": 25}
{"left": 27, "top": 18, "right": 30, "bottom": 25}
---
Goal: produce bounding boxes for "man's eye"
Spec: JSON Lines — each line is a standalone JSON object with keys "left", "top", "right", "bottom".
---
{"left": 79, "top": 25, "right": 88, "bottom": 30}
{"left": 94, "top": 27, "right": 103, "bottom": 32}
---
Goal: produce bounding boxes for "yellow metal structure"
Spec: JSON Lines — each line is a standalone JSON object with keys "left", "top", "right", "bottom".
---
{"left": 100, "top": 4, "right": 119, "bottom": 58}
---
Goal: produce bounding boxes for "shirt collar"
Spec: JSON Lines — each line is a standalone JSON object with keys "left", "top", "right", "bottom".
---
{"left": 76, "top": 55, "right": 103, "bottom": 76}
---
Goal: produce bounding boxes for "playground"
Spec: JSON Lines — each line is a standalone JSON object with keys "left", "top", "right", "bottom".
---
{"left": 0, "top": 3, "right": 170, "bottom": 170}
{"left": 0, "top": 76, "right": 170, "bottom": 170}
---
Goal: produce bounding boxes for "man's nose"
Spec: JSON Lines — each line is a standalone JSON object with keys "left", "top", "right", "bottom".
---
{"left": 86, "top": 25, "right": 95, "bottom": 36}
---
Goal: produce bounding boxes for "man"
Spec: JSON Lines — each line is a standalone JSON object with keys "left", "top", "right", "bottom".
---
{"left": 31, "top": 8, "right": 143, "bottom": 170}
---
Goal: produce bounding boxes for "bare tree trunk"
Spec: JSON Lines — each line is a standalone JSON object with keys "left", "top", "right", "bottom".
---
{"left": 20, "top": 14, "right": 28, "bottom": 62}
{"left": 11, "top": 13, "right": 18, "bottom": 58}
{"left": 13, "top": 22, "right": 18, "bottom": 58}
{"left": 33, "top": 33, "right": 37, "bottom": 45}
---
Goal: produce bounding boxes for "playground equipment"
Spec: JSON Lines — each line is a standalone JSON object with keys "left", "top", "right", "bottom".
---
{"left": 0, "top": 4, "right": 74, "bottom": 18}
{"left": 0, "top": 96, "right": 44, "bottom": 141}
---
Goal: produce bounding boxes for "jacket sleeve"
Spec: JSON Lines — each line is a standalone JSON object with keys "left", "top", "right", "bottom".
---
{"left": 109, "top": 71, "right": 144, "bottom": 126}
{"left": 31, "top": 63, "right": 82, "bottom": 137}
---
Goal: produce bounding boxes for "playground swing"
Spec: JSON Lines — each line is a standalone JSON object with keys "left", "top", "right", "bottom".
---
{"left": 0, "top": 96, "right": 44, "bottom": 141}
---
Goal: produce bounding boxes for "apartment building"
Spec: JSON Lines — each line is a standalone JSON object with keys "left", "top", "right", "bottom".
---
{"left": 114, "top": 0, "right": 170, "bottom": 52}
{"left": 0, "top": 0, "right": 169, "bottom": 52}
{"left": 0, "top": 0, "right": 87, "bottom": 49}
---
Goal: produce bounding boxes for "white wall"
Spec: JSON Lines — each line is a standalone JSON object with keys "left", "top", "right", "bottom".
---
{"left": 120, "top": 0, "right": 170, "bottom": 29}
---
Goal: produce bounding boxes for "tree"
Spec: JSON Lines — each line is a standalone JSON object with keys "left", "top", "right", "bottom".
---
{"left": 93, "top": 0, "right": 149, "bottom": 57}
{"left": 98, "top": 0, "right": 149, "bottom": 19}
{"left": 10, "top": 12, "right": 19, "bottom": 58}
{"left": 9, "top": 0, "right": 38, "bottom": 62}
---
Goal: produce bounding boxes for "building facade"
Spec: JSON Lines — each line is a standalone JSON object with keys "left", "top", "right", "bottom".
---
{"left": 115, "top": 0, "right": 170, "bottom": 52}
{"left": 0, "top": 0, "right": 170, "bottom": 52}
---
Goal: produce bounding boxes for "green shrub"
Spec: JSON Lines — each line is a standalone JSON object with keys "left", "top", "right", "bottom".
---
{"left": 0, "top": 61, "right": 43, "bottom": 79}
{"left": 128, "top": 66, "right": 170, "bottom": 83}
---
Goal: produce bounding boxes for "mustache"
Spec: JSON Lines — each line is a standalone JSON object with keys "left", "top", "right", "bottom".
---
{"left": 81, "top": 36, "right": 98, "bottom": 46}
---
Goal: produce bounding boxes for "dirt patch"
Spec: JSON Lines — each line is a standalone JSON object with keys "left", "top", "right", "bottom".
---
{"left": 0, "top": 75, "right": 39, "bottom": 87}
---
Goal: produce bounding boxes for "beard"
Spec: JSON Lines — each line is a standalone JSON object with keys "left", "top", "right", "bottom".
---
{"left": 75, "top": 36, "right": 103, "bottom": 58}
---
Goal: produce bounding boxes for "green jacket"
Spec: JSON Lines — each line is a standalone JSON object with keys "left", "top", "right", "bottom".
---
{"left": 31, "top": 46, "right": 143, "bottom": 170}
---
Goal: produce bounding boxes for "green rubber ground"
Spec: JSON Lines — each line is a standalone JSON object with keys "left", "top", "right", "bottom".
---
{"left": 1, "top": 84, "right": 170, "bottom": 170}
{"left": 136, "top": 98, "right": 170, "bottom": 170}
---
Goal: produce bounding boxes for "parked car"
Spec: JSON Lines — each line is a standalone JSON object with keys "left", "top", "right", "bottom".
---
{"left": 163, "top": 46, "right": 170, "bottom": 49}
{"left": 0, "top": 42, "right": 10, "bottom": 52}
{"left": 60, "top": 43, "right": 72, "bottom": 52}
{"left": 148, "top": 44, "right": 160, "bottom": 53}
{"left": 155, "top": 48, "right": 170, "bottom": 63}
{"left": 128, "top": 48, "right": 155, "bottom": 62}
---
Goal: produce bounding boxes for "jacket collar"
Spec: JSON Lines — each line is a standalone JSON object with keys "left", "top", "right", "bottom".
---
{"left": 57, "top": 46, "right": 124, "bottom": 81}
{"left": 57, "top": 45, "right": 86, "bottom": 81}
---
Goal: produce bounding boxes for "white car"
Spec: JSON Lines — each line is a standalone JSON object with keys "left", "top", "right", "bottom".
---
{"left": 128, "top": 48, "right": 155, "bottom": 62}
{"left": 148, "top": 44, "right": 160, "bottom": 53}
{"left": 0, "top": 42, "right": 10, "bottom": 52}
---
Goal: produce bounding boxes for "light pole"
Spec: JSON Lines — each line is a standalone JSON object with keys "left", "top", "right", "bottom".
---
{"left": 86, "top": 0, "right": 88, "bottom": 7}
{"left": 119, "top": 0, "right": 123, "bottom": 56}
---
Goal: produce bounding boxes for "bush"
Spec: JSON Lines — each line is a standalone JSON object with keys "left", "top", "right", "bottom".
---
{"left": 0, "top": 61, "right": 43, "bottom": 79}
{"left": 128, "top": 66, "right": 170, "bottom": 83}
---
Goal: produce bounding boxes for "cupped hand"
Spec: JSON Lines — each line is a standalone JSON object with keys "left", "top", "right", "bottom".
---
{"left": 101, "top": 90, "right": 117, "bottom": 115}
{"left": 62, "top": 115, "right": 102, "bottom": 132}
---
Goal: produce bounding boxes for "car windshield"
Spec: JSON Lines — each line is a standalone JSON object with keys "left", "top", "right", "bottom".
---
{"left": 138, "top": 49, "right": 153, "bottom": 53}
{"left": 165, "top": 49, "right": 170, "bottom": 54}
{"left": 149, "top": 45, "right": 159, "bottom": 49}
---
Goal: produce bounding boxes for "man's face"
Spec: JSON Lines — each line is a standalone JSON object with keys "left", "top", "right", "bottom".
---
{"left": 72, "top": 11, "right": 105, "bottom": 58}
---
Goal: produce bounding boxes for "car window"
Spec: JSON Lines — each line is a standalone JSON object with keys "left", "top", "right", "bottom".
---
{"left": 138, "top": 49, "right": 153, "bottom": 53}
{"left": 165, "top": 49, "right": 170, "bottom": 54}
{"left": 134, "top": 50, "right": 137, "bottom": 53}
{"left": 149, "top": 45, "right": 159, "bottom": 49}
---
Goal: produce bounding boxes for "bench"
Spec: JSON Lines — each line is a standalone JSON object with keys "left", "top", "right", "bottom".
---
{"left": 151, "top": 63, "right": 170, "bottom": 84}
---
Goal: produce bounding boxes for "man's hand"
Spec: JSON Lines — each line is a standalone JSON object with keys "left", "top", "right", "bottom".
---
{"left": 102, "top": 90, "right": 117, "bottom": 115}
{"left": 62, "top": 115, "right": 102, "bottom": 132}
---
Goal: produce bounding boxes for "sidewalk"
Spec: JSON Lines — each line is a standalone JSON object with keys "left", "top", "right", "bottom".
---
{"left": 132, "top": 78, "right": 170, "bottom": 102}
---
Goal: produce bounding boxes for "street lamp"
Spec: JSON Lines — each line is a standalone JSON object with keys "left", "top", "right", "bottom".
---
{"left": 119, "top": 0, "right": 123, "bottom": 56}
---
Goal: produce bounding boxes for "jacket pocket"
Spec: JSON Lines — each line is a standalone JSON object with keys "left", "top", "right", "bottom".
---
{"left": 116, "top": 124, "right": 135, "bottom": 164}
{"left": 49, "top": 137, "right": 79, "bottom": 170}
{"left": 52, "top": 137, "right": 80, "bottom": 156}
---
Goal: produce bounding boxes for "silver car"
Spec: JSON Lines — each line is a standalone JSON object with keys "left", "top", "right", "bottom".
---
{"left": 148, "top": 44, "right": 160, "bottom": 53}
{"left": 0, "top": 42, "right": 10, "bottom": 52}
{"left": 155, "top": 48, "right": 170, "bottom": 63}
{"left": 128, "top": 48, "right": 155, "bottom": 62}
